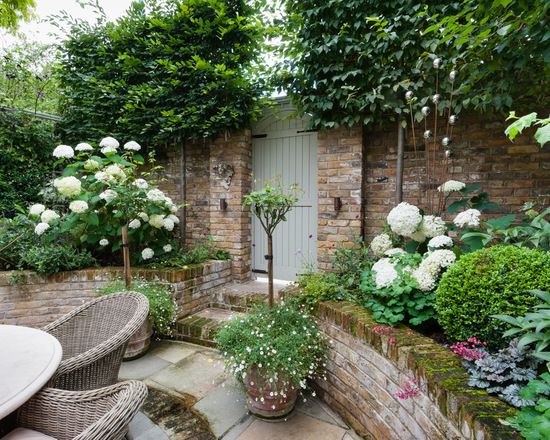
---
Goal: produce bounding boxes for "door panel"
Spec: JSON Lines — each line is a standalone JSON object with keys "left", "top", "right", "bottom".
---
{"left": 251, "top": 131, "right": 317, "bottom": 281}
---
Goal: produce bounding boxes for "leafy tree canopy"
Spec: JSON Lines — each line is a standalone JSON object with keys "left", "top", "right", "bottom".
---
{"left": 0, "top": 0, "right": 35, "bottom": 31}
{"left": 56, "top": 0, "right": 266, "bottom": 145}
{"left": 279, "top": 0, "right": 549, "bottom": 130}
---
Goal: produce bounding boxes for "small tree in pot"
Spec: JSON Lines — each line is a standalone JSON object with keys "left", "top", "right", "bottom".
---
{"left": 243, "top": 182, "right": 299, "bottom": 306}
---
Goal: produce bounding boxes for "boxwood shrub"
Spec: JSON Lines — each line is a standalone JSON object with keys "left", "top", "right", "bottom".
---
{"left": 435, "top": 245, "right": 550, "bottom": 347}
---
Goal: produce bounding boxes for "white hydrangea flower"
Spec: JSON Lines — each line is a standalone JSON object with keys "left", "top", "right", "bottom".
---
{"left": 146, "top": 189, "right": 166, "bottom": 202}
{"left": 149, "top": 214, "right": 165, "bottom": 228}
{"left": 453, "top": 209, "right": 481, "bottom": 228}
{"left": 99, "top": 239, "right": 109, "bottom": 246}
{"left": 99, "top": 137, "right": 119, "bottom": 148}
{"left": 412, "top": 268, "right": 437, "bottom": 291}
{"left": 370, "top": 233, "right": 392, "bottom": 257}
{"left": 94, "top": 171, "right": 112, "bottom": 183}
{"left": 133, "top": 179, "right": 148, "bottom": 189}
{"left": 84, "top": 159, "right": 101, "bottom": 170}
{"left": 53, "top": 144, "right": 74, "bottom": 159}
{"left": 387, "top": 202, "right": 422, "bottom": 237}
{"left": 124, "top": 141, "right": 141, "bottom": 151}
{"left": 75, "top": 142, "right": 93, "bottom": 152}
{"left": 428, "top": 235, "right": 453, "bottom": 249}
{"left": 420, "top": 215, "right": 446, "bottom": 238}
{"left": 163, "top": 218, "right": 175, "bottom": 231}
{"left": 429, "top": 249, "right": 457, "bottom": 268}
{"left": 69, "top": 200, "right": 88, "bottom": 213}
{"left": 34, "top": 222, "right": 50, "bottom": 236}
{"left": 164, "top": 196, "right": 174, "bottom": 206}
{"left": 409, "top": 230, "right": 426, "bottom": 243}
{"left": 29, "top": 204, "right": 45, "bottom": 216}
{"left": 163, "top": 244, "right": 173, "bottom": 253}
{"left": 104, "top": 164, "right": 125, "bottom": 179}
{"left": 141, "top": 248, "right": 154, "bottom": 260}
{"left": 54, "top": 176, "right": 82, "bottom": 197}
{"left": 128, "top": 219, "right": 141, "bottom": 229}
{"left": 438, "top": 180, "right": 466, "bottom": 194}
{"left": 372, "top": 258, "right": 398, "bottom": 289}
{"left": 101, "top": 145, "right": 117, "bottom": 155}
{"left": 138, "top": 212, "right": 149, "bottom": 222}
{"left": 99, "top": 189, "right": 117, "bottom": 202}
{"left": 170, "top": 204, "right": 178, "bottom": 213}
{"left": 167, "top": 214, "right": 180, "bottom": 225}
{"left": 384, "top": 248, "right": 406, "bottom": 256}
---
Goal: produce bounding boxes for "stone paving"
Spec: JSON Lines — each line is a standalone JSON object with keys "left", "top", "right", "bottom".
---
{"left": 121, "top": 339, "right": 360, "bottom": 440}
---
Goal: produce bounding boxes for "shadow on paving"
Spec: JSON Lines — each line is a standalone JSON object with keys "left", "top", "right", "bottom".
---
{"left": 142, "top": 386, "right": 215, "bottom": 440}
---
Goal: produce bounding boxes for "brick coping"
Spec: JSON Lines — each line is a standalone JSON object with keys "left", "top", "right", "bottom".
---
{"left": 282, "top": 286, "right": 517, "bottom": 440}
{"left": 0, "top": 259, "right": 232, "bottom": 286}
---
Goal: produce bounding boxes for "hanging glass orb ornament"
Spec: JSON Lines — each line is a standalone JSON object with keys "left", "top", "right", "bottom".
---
{"left": 432, "top": 94, "right": 440, "bottom": 104}
{"left": 442, "top": 137, "right": 451, "bottom": 147}
{"left": 405, "top": 91, "right": 414, "bottom": 101}
{"left": 433, "top": 58, "right": 442, "bottom": 69}
{"left": 445, "top": 149, "right": 452, "bottom": 158}
{"left": 423, "top": 130, "right": 432, "bottom": 139}
{"left": 449, "top": 115, "right": 458, "bottom": 125}
{"left": 449, "top": 70, "right": 458, "bottom": 82}
{"left": 421, "top": 106, "right": 430, "bottom": 116}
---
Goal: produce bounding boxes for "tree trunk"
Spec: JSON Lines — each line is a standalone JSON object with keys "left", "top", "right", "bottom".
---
{"left": 267, "top": 234, "right": 274, "bottom": 307}
{"left": 396, "top": 115, "right": 405, "bottom": 204}
{"left": 122, "top": 225, "right": 132, "bottom": 289}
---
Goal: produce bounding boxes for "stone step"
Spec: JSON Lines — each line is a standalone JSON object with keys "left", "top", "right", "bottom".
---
{"left": 209, "top": 280, "right": 287, "bottom": 312}
{"left": 174, "top": 308, "right": 241, "bottom": 347}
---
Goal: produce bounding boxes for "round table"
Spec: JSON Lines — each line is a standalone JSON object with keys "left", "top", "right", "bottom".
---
{"left": 0, "top": 325, "right": 62, "bottom": 419}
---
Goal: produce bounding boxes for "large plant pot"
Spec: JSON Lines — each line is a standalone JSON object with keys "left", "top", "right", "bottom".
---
{"left": 124, "top": 316, "right": 153, "bottom": 360}
{"left": 242, "top": 367, "right": 297, "bottom": 419}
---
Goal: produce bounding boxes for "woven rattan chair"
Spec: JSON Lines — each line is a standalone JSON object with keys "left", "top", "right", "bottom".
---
{"left": 43, "top": 292, "right": 149, "bottom": 390}
{"left": 7, "top": 380, "right": 148, "bottom": 440}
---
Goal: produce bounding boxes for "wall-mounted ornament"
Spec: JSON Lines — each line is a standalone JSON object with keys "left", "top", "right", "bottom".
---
{"left": 213, "top": 162, "right": 235, "bottom": 190}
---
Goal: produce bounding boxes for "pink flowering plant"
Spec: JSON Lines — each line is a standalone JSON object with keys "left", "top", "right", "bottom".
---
{"left": 27, "top": 137, "right": 182, "bottom": 265}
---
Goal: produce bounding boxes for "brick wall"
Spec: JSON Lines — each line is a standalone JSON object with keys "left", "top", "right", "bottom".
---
{"left": 306, "top": 298, "right": 516, "bottom": 440}
{"left": 157, "top": 132, "right": 253, "bottom": 282}
{"left": 363, "top": 116, "right": 550, "bottom": 240}
{"left": 317, "top": 126, "right": 364, "bottom": 270}
{"left": 0, "top": 260, "right": 232, "bottom": 328}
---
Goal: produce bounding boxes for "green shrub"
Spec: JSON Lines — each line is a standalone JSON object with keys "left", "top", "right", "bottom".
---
{"left": 98, "top": 279, "right": 176, "bottom": 336}
{"left": 435, "top": 246, "right": 550, "bottom": 346}
{"left": 18, "top": 242, "right": 96, "bottom": 276}
{"left": 296, "top": 272, "right": 352, "bottom": 306}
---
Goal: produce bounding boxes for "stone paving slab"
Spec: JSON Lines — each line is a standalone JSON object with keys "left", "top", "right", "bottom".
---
{"left": 119, "top": 353, "right": 171, "bottom": 380}
{"left": 149, "top": 340, "right": 201, "bottom": 364}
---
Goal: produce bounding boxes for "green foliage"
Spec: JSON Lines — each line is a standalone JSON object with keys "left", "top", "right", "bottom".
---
{"left": 0, "top": 110, "right": 57, "bottom": 217}
{"left": 506, "top": 112, "right": 550, "bottom": 148}
{"left": 331, "top": 234, "right": 373, "bottom": 290}
{"left": 505, "top": 373, "right": 550, "bottom": 440}
{"left": 296, "top": 272, "right": 352, "bottom": 307}
{"left": 18, "top": 242, "right": 96, "bottom": 276}
{"left": 280, "top": 1, "right": 458, "bottom": 129}
{"left": 359, "top": 252, "right": 436, "bottom": 326}
{"left": 143, "top": 239, "right": 231, "bottom": 269}
{"left": 0, "top": 0, "right": 35, "bottom": 31}
{"left": 215, "top": 300, "right": 326, "bottom": 389}
{"left": 0, "top": 36, "right": 59, "bottom": 113}
{"left": 435, "top": 246, "right": 550, "bottom": 347}
{"left": 427, "top": 0, "right": 549, "bottom": 113}
{"left": 55, "top": 0, "right": 265, "bottom": 145}
{"left": 493, "top": 290, "right": 550, "bottom": 367}
{"left": 98, "top": 279, "right": 176, "bottom": 336}
{"left": 243, "top": 182, "right": 299, "bottom": 236}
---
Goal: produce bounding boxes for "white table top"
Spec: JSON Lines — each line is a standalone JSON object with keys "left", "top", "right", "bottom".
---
{"left": 0, "top": 325, "right": 62, "bottom": 419}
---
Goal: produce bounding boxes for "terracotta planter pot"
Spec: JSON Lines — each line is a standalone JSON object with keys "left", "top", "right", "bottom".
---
{"left": 242, "top": 367, "right": 297, "bottom": 419}
{"left": 124, "top": 316, "right": 153, "bottom": 360}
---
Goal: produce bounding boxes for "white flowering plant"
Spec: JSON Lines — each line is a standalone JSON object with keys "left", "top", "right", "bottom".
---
{"left": 31, "top": 137, "right": 182, "bottom": 265}
{"left": 216, "top": 300, "right": 326, "bottom": 398}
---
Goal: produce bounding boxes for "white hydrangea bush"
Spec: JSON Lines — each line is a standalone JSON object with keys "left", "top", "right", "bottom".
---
{"left": 28, "top": 137, "right": 181, "bottom": 264}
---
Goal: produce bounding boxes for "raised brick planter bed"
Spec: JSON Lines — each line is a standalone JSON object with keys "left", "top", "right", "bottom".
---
{"left": 0, "top": 260, "right": 232, "bottom": 328}
{"left": 281, "top": 286, "right": 517, "bottom": 440}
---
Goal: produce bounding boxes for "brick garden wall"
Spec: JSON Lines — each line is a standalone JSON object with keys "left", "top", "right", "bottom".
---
{"left": 311, "top": 300, "right": 516, "bottom": 440}
{"left": 0, "top": 260, "right": 232, "bottom": 328}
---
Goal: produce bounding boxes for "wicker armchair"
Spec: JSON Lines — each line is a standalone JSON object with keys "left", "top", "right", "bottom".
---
{"left": 11, "top": 381, "right": 148, "bottom": 440}
{"left": 43, "top": 292, "right": 149, "bottom": 390}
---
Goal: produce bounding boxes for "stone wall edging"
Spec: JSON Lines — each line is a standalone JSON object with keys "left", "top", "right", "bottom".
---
{"left": 281, "top": 286, "right": 516, "bottom": 440}
{"left": 0, "top": 260, "right": 233, "bottom": 328}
